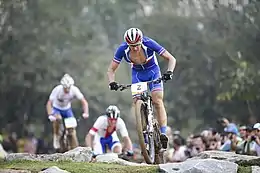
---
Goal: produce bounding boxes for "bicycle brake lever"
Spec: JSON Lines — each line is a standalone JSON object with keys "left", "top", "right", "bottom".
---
{"left": 119, "top": 85, "right": 127, "bottom": 91}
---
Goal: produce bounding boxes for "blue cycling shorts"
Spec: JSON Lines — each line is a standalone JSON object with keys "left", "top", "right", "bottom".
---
{"left": 52, "top": 107, "right": 74, "bottom": 118}
{"left": 132, "top": 65, "right": 163, "bottom": 92}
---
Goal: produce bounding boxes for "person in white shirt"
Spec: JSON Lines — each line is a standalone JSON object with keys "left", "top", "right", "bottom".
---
{"left": 46, "top": 74, "right": 89, "bottom": 150}
{"left": 170, "top": 137, "right": 188, "bottom": 162}
{"left": 85, "top": 105, "right": 133, "bottom": 156}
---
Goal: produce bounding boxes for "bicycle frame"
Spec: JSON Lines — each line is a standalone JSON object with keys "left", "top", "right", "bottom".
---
{"left": 139, "top": 92, "right": 154, "bottom": 135}
{"left": 118, "top": 77, "right": 165, "bottom": 164}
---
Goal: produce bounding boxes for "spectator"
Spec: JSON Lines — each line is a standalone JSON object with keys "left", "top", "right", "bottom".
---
{"left": 239, "top": 125, "right": 248, "bottom": 140}
{"left": 220, "top": 127, "right": 242, "bottom": 152}
{"left": 24, "top": 132, "right": 38, "bottom": 154}
{"left": 252, "top": 123, "right": 260, "bottom": 156}
{"left": 188, "top": 134, "right": 207, "bottom": 157}
{"left": 2, "top": 132, "right": 18, "bottom": 153}
{"left": 169, "top": 137, "right": 188, "bottom": 162}
{"left": 218, "top": 117, "right": 239, "bottom": 135}
{"left": 173, "top": 130, "right": 185, "bottom": 145}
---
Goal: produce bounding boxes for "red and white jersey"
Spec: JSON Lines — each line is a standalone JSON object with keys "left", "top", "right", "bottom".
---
{"left": 89, "top": 115, "right": 129, "bottom": 138}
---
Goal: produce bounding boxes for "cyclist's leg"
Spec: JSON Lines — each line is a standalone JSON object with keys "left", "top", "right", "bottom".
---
{"left": 108, "top": 133, "right": 122, "bottom": 154}
{"left": 60, "top": 109, "right": 79, "bottom": 149}
{"left": 93, "top": 135, "right": 104, "bottom": 156}
{"left": 149, "top": 66, "right": 168, "bottom": 149}
{"left": 132, "top": 67, "right": 167, "bottom": 132}
{"left": 52, "top": 107, "right": 62, "bottom": 149}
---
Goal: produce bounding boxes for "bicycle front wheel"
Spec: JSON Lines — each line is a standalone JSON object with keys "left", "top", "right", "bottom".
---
{"left": 135, "top": 100, "right": 155, "bottom": 164}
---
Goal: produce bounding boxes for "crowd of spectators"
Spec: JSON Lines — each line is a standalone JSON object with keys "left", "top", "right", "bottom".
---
{"left": 1, "top": 117, "right": 260, "bottom": 164}
{"left": 164, "top": 117, "right": 260, "bottom": 163}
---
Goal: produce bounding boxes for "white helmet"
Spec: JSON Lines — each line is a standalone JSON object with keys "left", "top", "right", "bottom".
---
{"left": 60, "top": 74, "right": 74, "bottom": 88}
{"left": 124, "top": 28, "right": 143, "bottom": 45}
{"left": 106, "top": 105, "right": 120, "bottom": 119}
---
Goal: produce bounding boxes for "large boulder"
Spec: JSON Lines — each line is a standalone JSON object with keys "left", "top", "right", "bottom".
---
{"left": 191, "top": 150, "right": 260, "bottom": 166}
{"left": 5, "top": 147, "right": 92, "bottom": 162}
{"left": 159, "top": 158, "right": 238, "bottom": 173}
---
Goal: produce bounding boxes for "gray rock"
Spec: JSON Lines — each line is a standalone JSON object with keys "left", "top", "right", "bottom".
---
{"left": 252, "top": 166, "right": 260, "bottom": 173}
{"left": 191, "top": 150, "right": 259, "bottom": 162}
{"left": 5, "top": 147, "right": 92, "bottom": 162}
{"left": 159, "top": 159, "right": 238, "bottom": 173}
{"left": 95, "top": 153, "right": 148, "bottom": 166}
{"left": 95, "top": 153, "right": 118, "bottom": 162}
{"left": 39, "top": 166, "right": 70, "bottom": 173}
{"left": 191, "top": 150, "right": 260, "bottom": 166}
{"left": 62, "top": 147, "right": 93, "bottom": 162}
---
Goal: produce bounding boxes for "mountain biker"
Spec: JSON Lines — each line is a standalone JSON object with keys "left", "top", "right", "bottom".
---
{"left": 46, "top": 74, "right": 89, "bottom": 150}
{"left": 85, "top": 105, "right": 133, "bottom": 156}
{"left": 107, "top": 28, "right": 176, "bottom": 149}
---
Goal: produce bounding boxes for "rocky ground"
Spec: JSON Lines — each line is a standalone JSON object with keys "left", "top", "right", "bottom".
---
{"left": 1, "top": 147, "right": 260, "bottom": 173}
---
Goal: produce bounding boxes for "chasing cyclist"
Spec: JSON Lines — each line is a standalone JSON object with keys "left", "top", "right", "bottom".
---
{"left": 85, "top": 105, "right": 133, "bottom": 156}
{"left": 107, "top": 28, "right": 176, "bottom": 149}
{"left": 46, "top": 73, "right": 89, "bottom": 150}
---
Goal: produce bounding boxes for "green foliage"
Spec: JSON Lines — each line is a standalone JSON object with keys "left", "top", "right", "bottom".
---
{"left": 237, "top": 166, "right": 252, "bottom": 173}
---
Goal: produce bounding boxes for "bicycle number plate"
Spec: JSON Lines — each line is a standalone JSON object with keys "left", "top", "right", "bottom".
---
{"left": 131, "top": 82, "right": 148, "bottom": 96}
{"left": 64, "top": 117, "right": 77, "bottom": 128}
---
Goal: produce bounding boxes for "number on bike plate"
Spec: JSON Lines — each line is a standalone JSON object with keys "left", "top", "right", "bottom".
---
{"left": 64, "top": 117, "right": 77, "bottom": 128}
{"left": 131, "top": 82, "right": 148, "bottom": 96}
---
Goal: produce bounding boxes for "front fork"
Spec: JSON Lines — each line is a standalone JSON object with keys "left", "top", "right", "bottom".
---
{"left": 146, "top": 97, "right": 154, "bottom": 133}
{"left": 143, "top": 96, "right": 154, "bottom": 146}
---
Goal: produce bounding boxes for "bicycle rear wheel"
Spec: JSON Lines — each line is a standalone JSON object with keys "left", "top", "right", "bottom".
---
{"left": 135, "top": 99, "right": 155, "bottom": 164}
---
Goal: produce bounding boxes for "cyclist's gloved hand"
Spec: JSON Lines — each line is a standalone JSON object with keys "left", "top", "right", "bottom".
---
{"left": 162, "top": 71, "right": 173, "bottom": 81}
{"left": 126, "top": 150, "right": 134, "bottom": 156}
{"left": 109, "top": 81, "right": 119, "bottom": 91}
{"left": 48, "top": 115, "right": 56, "bottom": 122}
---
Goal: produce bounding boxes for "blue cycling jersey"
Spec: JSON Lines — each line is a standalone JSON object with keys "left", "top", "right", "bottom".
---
{"left": 113, "top": 36, "right": 166, "bottom": 71}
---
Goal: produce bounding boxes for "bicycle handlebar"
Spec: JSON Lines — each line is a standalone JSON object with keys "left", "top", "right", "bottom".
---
{"left": 117, "top": 77, "right": 165, "bottom": 91}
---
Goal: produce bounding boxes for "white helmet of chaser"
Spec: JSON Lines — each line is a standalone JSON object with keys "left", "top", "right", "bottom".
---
{"left": 60, "top": 73, "right": 74, "bottom": 88}
{"left": 106, "top": 105, "right": 120, "bottom": 119}
{"left": 124, "top": 28, "right": 143, "bottom": 45}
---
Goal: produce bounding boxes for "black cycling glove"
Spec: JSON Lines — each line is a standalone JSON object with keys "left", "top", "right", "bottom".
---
{"left": 109, "top": 82, "right": 119, "bottom": 91}
{"left": 162, "top": 71, "right": 173, "bottom": 81}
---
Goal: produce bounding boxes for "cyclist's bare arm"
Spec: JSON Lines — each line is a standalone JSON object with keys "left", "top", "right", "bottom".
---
{"left": 46, "top": 100, "right": 53, "bottom": 116}
{"left": 160, "top": 50, "right": 176, "bottom": 72}
{"left": 81, "top": 98, "right": 89, "bottom": 114}
{"left": 122, "top": 136, "right": 133, "bottom": 151}
{"left": 117, "top": 118, "right": 133, "bottom": 151}
{"left": 107, "top": 61, "right": 119, "bottom": 83}
{"left": 85, "top": 133, "right": 94, "bottom": 148}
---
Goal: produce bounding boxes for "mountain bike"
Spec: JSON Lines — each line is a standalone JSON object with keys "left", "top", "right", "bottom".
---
{"left": 117, "top": 77, "right": 166, "bottom": 164}
{"left": 58, "top": 116, "right": 81, "bottom": 153}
